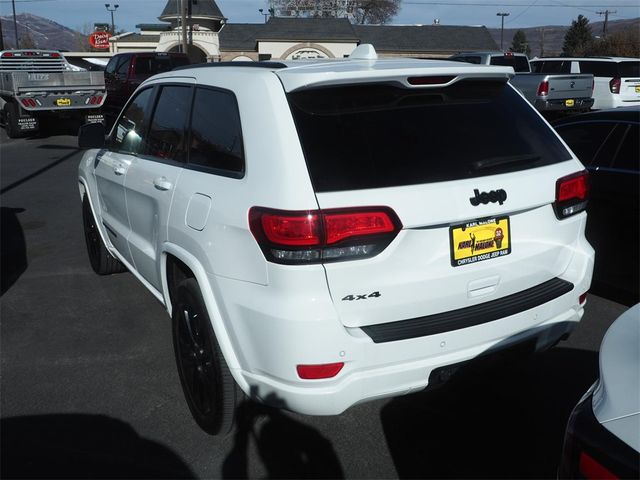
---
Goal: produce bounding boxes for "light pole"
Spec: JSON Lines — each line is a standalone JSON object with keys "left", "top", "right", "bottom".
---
{"left": 11, "top": 0, "right": 19, "bottom": 48}
{"left": 496, "top": 12, "right": 510, "bottom": 51}
{"left": 259, "top": 8, "right": 268, "bottom": 23}
{"left": 105, "top": 4, "right": 119, "bottom": 35}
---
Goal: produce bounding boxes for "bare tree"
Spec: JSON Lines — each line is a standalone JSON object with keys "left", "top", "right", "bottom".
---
{"left": 269, "top": 0, "right": 401, "bottom": 23}
{"left": 353, "top": 0, "right": 401, "bottom": 24}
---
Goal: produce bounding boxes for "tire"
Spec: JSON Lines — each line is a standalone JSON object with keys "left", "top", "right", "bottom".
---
{"left": 4, "top": 103, "right": 22, "bottom": 139}
{"left": 82, "top": 196, "right": 127, "bottom": 275}
{"left": 172, "top": 277, "right": 241, "bottom": 435}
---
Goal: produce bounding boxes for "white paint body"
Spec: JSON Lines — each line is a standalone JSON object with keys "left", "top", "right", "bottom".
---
{"left": 78, "top": 53, "right": 595, "bottom": 415}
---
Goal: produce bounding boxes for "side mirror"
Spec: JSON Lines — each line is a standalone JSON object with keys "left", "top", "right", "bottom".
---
{"left": 78, "top": 122, "right": 106, "bottom": 149}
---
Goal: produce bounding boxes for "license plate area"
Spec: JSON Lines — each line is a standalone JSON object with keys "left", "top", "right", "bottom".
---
{"left": 56, "top": 98, "right": 71, "bottom": 106}
{"left": 635, "top": 86, "right": 640, "bottom": 93}
{"left": 450, "top": 217, "right": 511, "bottom": 267}
{"left": 565, "top": 99, "right": 575, "bottom": 107}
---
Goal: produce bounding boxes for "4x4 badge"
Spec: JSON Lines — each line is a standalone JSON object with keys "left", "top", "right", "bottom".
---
{"left": 469, "top": 188, "right": 507, "bottom": 206}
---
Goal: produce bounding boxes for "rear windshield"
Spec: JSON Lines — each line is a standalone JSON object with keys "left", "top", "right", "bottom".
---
{"left": 135, "top": 56, "right": 190, "bottom": 75}
{"left": 531, "top": 60, "right": 572, "bottom": 74}
{"left": 287, "top": 80, "right": 572, "bottom": 192}
{"left": 490, "top": 55, "right": 530, "bottom": 73}
{"left": 579, "top": 60, "right": 640, "bottom": 78}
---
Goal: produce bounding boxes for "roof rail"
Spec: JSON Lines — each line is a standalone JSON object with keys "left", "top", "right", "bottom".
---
{"left": 173, "top": 60, "right": 288, "bottom": 72}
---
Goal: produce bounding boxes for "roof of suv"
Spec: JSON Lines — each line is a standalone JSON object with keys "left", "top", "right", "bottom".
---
{"left": 531, "top": 56, "right": 638, "bottom": 62}
{"left": 162, "top": 47, "right": 514, "bottom": 92}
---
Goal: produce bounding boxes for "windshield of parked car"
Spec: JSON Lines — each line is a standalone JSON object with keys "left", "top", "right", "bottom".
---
{"left": 288, "top": 80, "right": 572, "bottom": 192}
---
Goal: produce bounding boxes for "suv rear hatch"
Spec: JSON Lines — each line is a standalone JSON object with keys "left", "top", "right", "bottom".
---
{"left": 281, "top": 66, "right": 583, "bottom": 330}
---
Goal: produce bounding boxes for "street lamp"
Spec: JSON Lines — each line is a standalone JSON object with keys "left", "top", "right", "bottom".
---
{"left": 105, "top": 4, "right": 119, "bottom": 35}
{"left": 259, "top": 8, "right": 268, "bottom": 23}
{"left": 496, "top": 12, "right": 510, "bottom": 51}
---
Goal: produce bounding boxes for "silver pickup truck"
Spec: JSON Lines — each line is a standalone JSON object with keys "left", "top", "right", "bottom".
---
{"left": 0, "top": 50, "right": 106, "bottom": 138}
{"left": 449, "top": 52, "right": 594, "bottom": 113}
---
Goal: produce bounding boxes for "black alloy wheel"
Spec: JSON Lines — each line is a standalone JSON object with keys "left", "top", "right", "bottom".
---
{"left": 172, "top": 278, "right": 239, "bottom": 435}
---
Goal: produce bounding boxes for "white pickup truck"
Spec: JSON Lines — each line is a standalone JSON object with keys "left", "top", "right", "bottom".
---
{"left": 0, "top": 50, "right": 106, "bottom": 138}
{"left": 449, "top": 51, "right": 594, "bottom": 113}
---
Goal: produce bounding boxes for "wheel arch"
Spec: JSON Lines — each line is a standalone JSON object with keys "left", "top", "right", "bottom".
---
{"left": 79, "top": 178, "right": 115, "bottom": 254}
{"left": 161, "top": 244, "right": 246, "bottom": 385}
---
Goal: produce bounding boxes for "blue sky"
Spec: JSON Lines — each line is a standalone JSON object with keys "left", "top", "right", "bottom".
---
{"left": 1, "top": 0, "right": 638, "bottom": 33}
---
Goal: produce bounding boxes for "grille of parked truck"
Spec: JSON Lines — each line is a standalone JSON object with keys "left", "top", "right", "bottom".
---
{"left": 0, "top": 50, "right": 107, "bottom": 138}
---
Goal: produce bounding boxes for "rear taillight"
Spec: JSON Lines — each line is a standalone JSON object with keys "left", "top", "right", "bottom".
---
{"left": 249, "top": 206, "right": 402, "bottom": 264}
{"left": 579, "top": 452, "right": 618, "bottom": 480}
{"left": 1, "top": 52, "right": 14, "bottom": 58}
{"left": 609, "top": 77, "right": 621, "bottom": 94}
{"left": 554, "top": 171, "right": 589, "bottom": 219}
{"left": 537, "top": 80, "right": 550, "bottom": 96}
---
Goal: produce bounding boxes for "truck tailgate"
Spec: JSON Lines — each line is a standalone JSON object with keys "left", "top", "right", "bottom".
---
{"left": 547, "top": 74, "right": 593, "bottom": 100}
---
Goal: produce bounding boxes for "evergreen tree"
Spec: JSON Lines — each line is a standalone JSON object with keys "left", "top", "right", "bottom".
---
{"left": 510, "top": 30, "right": 531, "bottom": 57}
{"left": 562, "top": 15, "right": 593, "bottom": 56}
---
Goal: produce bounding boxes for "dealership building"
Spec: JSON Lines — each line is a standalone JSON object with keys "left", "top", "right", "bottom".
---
{"left": 105, "top": 0, "right": 497, "bottom": 62}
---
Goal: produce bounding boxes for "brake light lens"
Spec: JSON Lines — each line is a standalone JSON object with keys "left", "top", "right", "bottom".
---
{"left": 609, "top": 77, "right": 621, "bottom": 94}
{"left": 51, "top": 52, "right": 61, "bottom": 58}
{"left": 579, "top": 452, "right": 618, "bottom": 480}
{"left": 249, "top": 206, "right": 402, "bottom": 264}
{"left": 537, "top": 80, "right": 550, "bottom": 96}
{"left": 297, "top": 363, "right": 344, "bottom": 380}
{"left": 408, "top": 75, "right": 455, "bottom": 86}
{"left": 554, "top": 171, "right": 589, "bottom": 219}
{"left": 1, "top": 52, "right": 14, "bottom": 58}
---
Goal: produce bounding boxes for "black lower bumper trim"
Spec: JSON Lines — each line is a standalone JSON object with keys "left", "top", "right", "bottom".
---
{"left": 361, "top": 277, "right": 574, "bottom": 343}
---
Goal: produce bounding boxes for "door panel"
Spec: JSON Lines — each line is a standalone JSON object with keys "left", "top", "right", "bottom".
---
{"left": 124, "top": 83, "right": 193, "bottom": 291}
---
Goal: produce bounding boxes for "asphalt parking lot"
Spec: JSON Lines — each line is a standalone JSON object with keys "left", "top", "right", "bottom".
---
{"left": 0, "top": 124, "right": 630, "bottom": 479}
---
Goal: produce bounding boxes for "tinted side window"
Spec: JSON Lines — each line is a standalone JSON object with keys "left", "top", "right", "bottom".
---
{"left": 613, "top": 125, "right": 639, "bottom": 172}
{"left": 188, "top": 87, "right": 244, "bottom": 175}
{"left": 578, "top": 61, "right": 617, "bottom": 77}
{"left": 555, "top": 122, "right": 618, "bottom": 167}
{"left": 116, "top": 56, "right": 131, "bottom": 76}
{"left": 144, "top": 85, "right": 192, "bottom": 162}
{"left": 105, "top": 57, "right": 117, "bottom": 75}
{"left": 111, "top": 88, "right": 152, "bottom": 154}
{"left": 134, "top": 57, "right": 153, "bottom": 75}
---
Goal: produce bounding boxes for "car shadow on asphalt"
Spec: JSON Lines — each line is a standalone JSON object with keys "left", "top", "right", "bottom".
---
{"left": 0, "top": 207, "right": 27, "bottom": 296}
{"left": 380, "top": 346, "right": 598, "bottom": 479}
{"left": 1, "top": 413, "right": 195, "bottom": 479}
{"left": 223, "top": 391, "right": 345, "bottom": 479}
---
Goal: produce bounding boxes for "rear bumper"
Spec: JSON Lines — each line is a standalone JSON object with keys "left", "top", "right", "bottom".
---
{"left": 215, "top": 231, "right": 594, "bottom": 415}
{"left": 534, "top": 97, "right": 594, "bottom": 112}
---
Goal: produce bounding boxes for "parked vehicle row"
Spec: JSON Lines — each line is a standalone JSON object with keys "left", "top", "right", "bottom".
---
{"left": 0, "top": 49, "right": 106, "bottom": 138}
{"left": 78, "top": 44, "right": 594, "bottom": 435}
{"left": 449, "top": 51, "right": 595, "bottom": 113}
{"left": 531, "top": 57, "right": 640, "bottom": 110}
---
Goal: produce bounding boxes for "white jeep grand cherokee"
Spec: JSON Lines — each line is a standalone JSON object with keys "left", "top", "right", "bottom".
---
{"left": 78, "top": 45, "right": 594, "bottom": 435}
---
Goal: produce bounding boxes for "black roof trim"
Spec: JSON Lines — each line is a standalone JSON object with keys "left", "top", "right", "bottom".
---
{"left": 173, "top": 61, "right": 288, "bottom": 72}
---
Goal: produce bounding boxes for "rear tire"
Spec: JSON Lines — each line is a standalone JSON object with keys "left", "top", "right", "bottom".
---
{"left": 172, "top": 278, "right": 241, "bottom": 435}
{"left": 82, "top": 196, "right": 126, "bottom": 275}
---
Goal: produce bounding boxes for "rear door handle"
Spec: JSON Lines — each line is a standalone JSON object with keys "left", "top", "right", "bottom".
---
{"left": 153, "top": 176, "right": 172, "bottom": 191}
{"left": 113, "top": 165, "right": 125, "bottom": 176}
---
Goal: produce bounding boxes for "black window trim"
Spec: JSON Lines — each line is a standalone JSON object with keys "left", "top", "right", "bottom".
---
{"left": 183, "top": 84, "right": 246, "bottom": 180}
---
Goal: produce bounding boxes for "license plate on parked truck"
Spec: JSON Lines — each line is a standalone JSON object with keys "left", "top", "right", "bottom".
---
{"left": 450, "top": 217, "right": 511, "bottom": 267}
{"left": 56, "top": 98, "right": 71, "bottom": 106}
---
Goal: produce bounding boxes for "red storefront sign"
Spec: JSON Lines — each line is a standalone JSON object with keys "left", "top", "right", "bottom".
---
{"left": 89, "top": 32, "right": 112, "bottom": 50}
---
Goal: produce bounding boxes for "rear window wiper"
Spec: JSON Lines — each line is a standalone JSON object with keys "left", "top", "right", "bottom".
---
{"left": 472, "top": 154, "right": 541, "bottom": 171}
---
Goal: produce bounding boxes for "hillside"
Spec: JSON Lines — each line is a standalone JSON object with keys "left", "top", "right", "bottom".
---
{"left": 488, "top": 17, "right": 640, "bottom": 57}
{"left": 0, "top": 13, "right": 86, "bottom": 51}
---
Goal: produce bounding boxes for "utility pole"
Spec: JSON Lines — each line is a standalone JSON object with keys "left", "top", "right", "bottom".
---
{"left": 596, "top": 10, "right": 616, "bottom": 37}
{"left": 0, "top": 15, "right": 5, "bottom": 50}
{"left": 181, "top": 0, "right": 188, "bottom": 55}
{"left": 539, "top": 27, "right": 545, "bottom": 57}
{"left": 12, "top": 0, "right": 18, "bottom": 48}
{"left": 496, "top": 12, "right": 510, "bottom": 51}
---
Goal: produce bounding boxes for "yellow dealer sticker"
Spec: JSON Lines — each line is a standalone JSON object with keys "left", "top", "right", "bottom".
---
{"left": 565, "top": 99, "right": 575, "bottom": 107}
{"left": 56, "top": 98, "right": 71, "bottom": 107}
{"left": 450, "top": 217, "right": 511, "bottom": 267}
